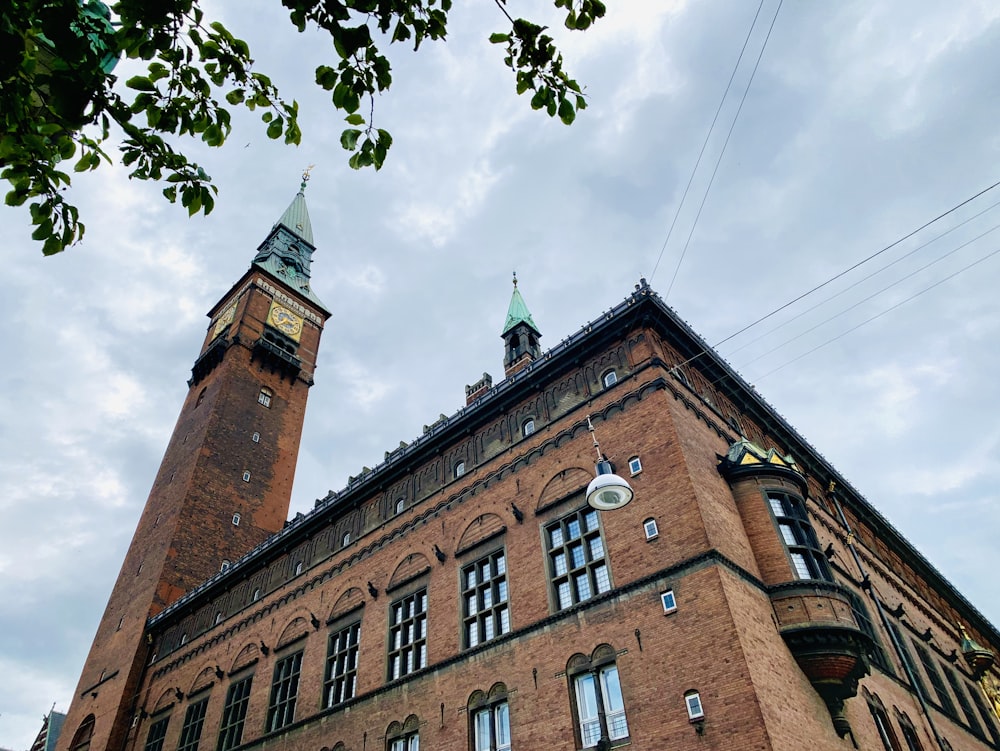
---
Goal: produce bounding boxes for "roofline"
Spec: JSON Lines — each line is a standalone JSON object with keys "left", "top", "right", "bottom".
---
{"left": 150, "top": 280, "right": 998, "bottom": 647}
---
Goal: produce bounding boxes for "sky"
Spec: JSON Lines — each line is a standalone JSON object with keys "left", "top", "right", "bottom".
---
{"left": 3, "top": 0, "right": 1000, "bottom": 746}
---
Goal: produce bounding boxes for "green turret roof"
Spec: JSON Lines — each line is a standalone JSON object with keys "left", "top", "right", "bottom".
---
{"left": 251, "top": 177, "right": 328, "bottom": 313}
{"left": 502, "top": 275, "right": 540, "bottom": 336}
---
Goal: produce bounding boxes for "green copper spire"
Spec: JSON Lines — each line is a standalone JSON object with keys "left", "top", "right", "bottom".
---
{"left": 502, "top": 272, "right": 540, "bottom": 336}
{"left": 251, "top": 169, "right": 328, "bottom": 313}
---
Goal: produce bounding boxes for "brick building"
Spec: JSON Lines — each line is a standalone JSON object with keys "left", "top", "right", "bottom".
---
{"left": 58, "top": 186, "right": 1000, "bottom": 751}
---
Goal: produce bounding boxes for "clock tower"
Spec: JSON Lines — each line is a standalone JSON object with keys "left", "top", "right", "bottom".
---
{"left": 58, "top": 178, "right": 330, "bottom": 751}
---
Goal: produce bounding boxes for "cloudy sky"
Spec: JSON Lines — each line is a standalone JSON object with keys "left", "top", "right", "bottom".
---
{"left": 3, "top": 0, "right": 1000, "bottom": 746}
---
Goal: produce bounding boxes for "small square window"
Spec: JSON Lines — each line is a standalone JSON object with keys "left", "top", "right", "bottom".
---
{"left": 242, "top": 471, "right": 251, "bottom": 482}
{"left": 661, "top": 589, "right": 677, "bottom": 614}
{"left": 602, "top": 370, "right": 618, "bottom": 388}
{"left": 522, "top": 418, "right": 535, "bottom": 437}
{"left": 628, "top": 456, "right": 642, "bottom": 475}
{"left": 685, "top": 692, "right": 704, "bottom": 720}
{"left": 294, "top": 561, "right": 303, "bottom": 576}
{"left": 232, "top": 512, "right": 241, "bottom": 526}
{"left": 252, "top": 432, "right": 260, "bottom": 443}
{"left": 221, "top": 560, "right": 230, "bottom": 572}
{"left": 643, "top": 518, "right": 658, "bottom": 540}
{"left": 455, "top": 461, "right": 466, "bottom": 478}
{"left": 394, "top": 498, "right": 405, "bottom": 515}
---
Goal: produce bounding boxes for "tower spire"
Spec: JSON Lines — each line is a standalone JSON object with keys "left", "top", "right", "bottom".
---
{"left": 502, "top": 272, "right": 541, "bottom": 377}
{"left": 251, "top": 171, "right": 328, "bottom": 312}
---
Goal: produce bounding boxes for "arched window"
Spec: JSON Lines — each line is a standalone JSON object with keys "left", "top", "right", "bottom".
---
{"left": 195, "top": 387, "right": 207, "bottom": 407}
{"left": 568, "top": 646, "right": 630, "bottom": 748}
{"left": 601, "top": 370, "right": 617, "bottom": 388}
{"left": 386, "top": 715, "right": 420, "bottom": 751}
{"left": 394, "top": 498, "right": 405, "bottom": 515}
{"left": 866, "top": 690, "right": 901, "bottom": 751}
{"left": 341, "top": 532, "right": 352, "bottom": 547}
{"left": 454, "top": 461, "right": 466, "bottom": 479}
{"left": 522, "top": 418, "right": 535, "bottom": 437}
{"left": 258, "top": 387, "right": 273, "bottom": 408}
{"left": 469, "top": 684, "right": 511, "bottom": 751}
{"left": 69, "top": 715, "right": 95, "bottom": 751}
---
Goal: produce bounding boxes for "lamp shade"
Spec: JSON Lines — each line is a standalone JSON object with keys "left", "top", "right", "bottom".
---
{"left": 586, "top": 461, "right": 634, "bottom": 510}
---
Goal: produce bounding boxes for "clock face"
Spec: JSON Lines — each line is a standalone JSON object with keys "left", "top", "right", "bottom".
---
{"left": 212, "top": 304, "right": 236, "bottom": 338}
{"left": 268, "top": 303, "right": 304, "bottom": 341}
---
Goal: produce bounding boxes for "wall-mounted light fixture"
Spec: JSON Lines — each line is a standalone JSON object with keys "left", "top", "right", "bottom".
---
{"left": 585, "top": 416, "right": 634, "bottom": 510}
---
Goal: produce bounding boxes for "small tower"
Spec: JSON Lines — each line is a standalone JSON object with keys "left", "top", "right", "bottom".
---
{"left": 58, "top": 176, "right": 330, "bottom": 751}
{"left": 502, "top": 273, "right": 541, "bottom": 378}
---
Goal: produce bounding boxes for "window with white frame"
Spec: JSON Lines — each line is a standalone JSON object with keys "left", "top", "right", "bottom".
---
{"left": 766, "top": 490, "right": 832, "bottom": 581}
{"left": 232, "top": 512, "right": 241, "bottom": 526}
{"left": 661, "top": 589, "right": 677, "bottom": 614}
{"left": 258, "top": 387, "right": 272, "bottom": 408}
{"left": 643, "top": 518, "right": 658, "bottom": 540}
{"left": 685, "top": 691, "right": 704, "bottom": 720}
{"left": 242, "top": 471, "right": 251, "bottom": 482}
{"left": 455, "top": 461, "right": 466, "bottom": 478}
{"left": 627, "top": 456, "right": 642, "bottom": 475}
{"left": 569, "top": 650, "right": 629, "bottom": 749}
{"left": 341, "top": 531, "right": 352, "bottom": 547}
{"left": 470, "top": 684, "right": 511, "bottom": 751}
{"left": 545, "top": 507, "right": 611, "bottom": 610}
{"left": 601, "top": 370, "right": 617, "bottom": 388}
{"left": 395, "top": 498, "right": 405, "bottom": 515}
{"left": 388, "top": 589, "right": 427, "bottom": 680}
{"left": 462, "top": 549, "right": 510, "bottom": 648}
{"left": 522, "top": 418, "right": 535, "bottom": 437}
{"left": 324, "top": 620, "right": 360, "bottom": 708}
{"left": 386, "top": 716, "right": 420, "bottom": 751}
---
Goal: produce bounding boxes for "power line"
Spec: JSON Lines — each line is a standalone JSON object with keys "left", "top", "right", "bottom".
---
{"left": 737, "top": 220, "right": 1000, "bottom": 368}
{"left": 664, "top": 0, "right": 784, "bottom": 301}
{"left": 749, "top": 244, "right": 1000, "bottom": 383}
{"left": 722, "top": 196, "right": 1000, "bottom": 357}
{"left": 648, "top": 0, "right": 769, "bottom": 283}
{"left": 713, "top": 177, "right": 1000, "bottom": 349}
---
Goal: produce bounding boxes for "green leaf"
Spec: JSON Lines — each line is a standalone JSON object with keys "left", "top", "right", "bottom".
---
{"left": 558, "top": 98, "right": 575, "bottom": 125}
{"left": 489, "top": 33, "right": 511, "bottom": 44}
{"left": 31, "top": 219, "right": 53, "bottom": 241}
{"left": 225, "top": 89, "right": 245, "bottom": 105}
{"left": 340, "top": 128, "right": 361, "bottom": 150}
{"left": 125, "top": 76, "right": 156, "bottom": 91}
{"left": 266, "top": 119, "right": 283, "bottom": 139}
{"left": 345, "top": 113, "right": 365, "bottom": 125}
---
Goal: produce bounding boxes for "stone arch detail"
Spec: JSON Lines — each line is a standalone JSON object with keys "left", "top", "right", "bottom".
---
{"left": 230, "top": 641, "right": 259, "bottom": 673}
{"left": 276, "top": 615, "right": 310, "bottom": 648}
{"left": 456, "top": 514, "right": 506, "bottom": 555}
{"left": 189, "top": 665, "right": 217, "bottom": 694}
{"left": 68, "top": 715, "right": 95, "bottom": 751}
{"left": 152, "top": 687, "right": 176, "bottom": 713}
{"left": 537, "top": 468, "right": 591, "bottom": 511}
{"left": 328, "top": 587, "right": 366, "bottom": 622}
{"left": 388, "top": 553, "right": 431, "bottom": 591}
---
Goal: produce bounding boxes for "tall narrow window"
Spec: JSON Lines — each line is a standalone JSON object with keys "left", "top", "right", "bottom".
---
{"left": 462, "top": 549, "right": 510, "bottom": 648}
{"left": 258, "top": 387, "right": 272, "bottom": 407}
{"left": 846, "top": 590, "right": 892, "bottom": 674}
{"left": 521, "top": 418, "right": 535, "bottom": 437}
{"left": 896, "top": 710, "right": 923, "bottom": 751}
{"left": 866, "top": 692, "right": 900, "bottom": 751}
{"left": 267, "top": 650, "right": 303, "bottom": 732}
{"left": 394, "top": 498, "right": 405, "bottom": 515}
{"left": 455, "top": 461, "right": 466, "bottom": 478}
{"left": 68, "top": 716, "right": 95, "bottom": 751}
{"left": 143, "top": 714, "right": 170, "bottom": 751}
{"left": 217, "top": 676, "right": 252, "bottom": 751}
{"left": 177, "top": 698, "right": 209, "bottom": 751}
{"left": 470, "top": 685, "right": 511, "bottom": 751}
{"left": 766, "top": 491, "right": 832, "bottom": 581}
{"left": 232, "top": 512, "right": 241, "bottom": 527}
{"left": 545, "top": 507, "right": 611, "bottom": 610}
{"left": 571, "top": 661, "right": 629, "bottom": 748}
{"left": 388, "top": 589, "right": 427, "bottom": 680}
{"left": 943, "top": 666, "right": 983, "bottom": 737}
{"left": 324, "top": 621, "right": 361, "bottom": 708}
{"left": 888, "top": 622, "right": 927, "bottom": 699}
{"left": 968, "top": 678, "right": 1000, "bottom": 745}
{"left": 913, "top": 642, "right": 956, "bottom": 717}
